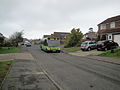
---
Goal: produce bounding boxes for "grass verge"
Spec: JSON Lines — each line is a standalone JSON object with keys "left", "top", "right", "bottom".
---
{"left": 0, "top": 47, "right": 20, "bottom": 54}
{"left": 62, "top": 47, "right": 80, "bottom": 52}
{"left": 98, "top": 48, "right": 120, "bottom": 58}
{"left": 0, "top": 60, "right": 14, "bottom": 86}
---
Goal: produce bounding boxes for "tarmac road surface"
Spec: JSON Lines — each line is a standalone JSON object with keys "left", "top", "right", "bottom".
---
{"left": 27, "top": 45, "right": 120, "bottom": 90}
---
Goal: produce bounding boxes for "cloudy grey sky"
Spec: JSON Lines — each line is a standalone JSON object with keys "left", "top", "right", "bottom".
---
{"left": 0, "top": 0, "right": 120, "bottom": 39}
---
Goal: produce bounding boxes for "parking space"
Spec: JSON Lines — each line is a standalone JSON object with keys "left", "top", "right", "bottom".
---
{"left": 69, "top": 50, "right": 104, "bottom": 56}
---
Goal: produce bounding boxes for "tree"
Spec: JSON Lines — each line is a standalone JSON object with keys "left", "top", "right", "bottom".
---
{"left": 65, "top": 28, "right": 83, "bottom": 47}
{"left": 89, "top": 27, "right": 93, "bottom": 32}
{"left": 10, "top": 31, "right": 24, "bottom": 47}
{"left": 0, "top": 33, "right": 4, "bottom": 47}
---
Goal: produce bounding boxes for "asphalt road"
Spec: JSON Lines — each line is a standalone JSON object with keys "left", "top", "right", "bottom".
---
{"left": 28, "top": 45, "right": 120, "bottom": 90}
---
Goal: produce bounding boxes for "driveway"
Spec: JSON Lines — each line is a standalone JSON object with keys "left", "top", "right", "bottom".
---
{"left": 69, "top": 50, "right": 103, "bottom": 56}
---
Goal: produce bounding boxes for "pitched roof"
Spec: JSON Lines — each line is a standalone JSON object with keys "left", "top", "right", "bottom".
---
{"left": 43, "top": 35, "right": 51, "bottom": 38}
{"left": 98, "top": 15, "right": 120, "bottom": 25}
{"left": 54, "top": 32, "right": 70, "bottom": 34}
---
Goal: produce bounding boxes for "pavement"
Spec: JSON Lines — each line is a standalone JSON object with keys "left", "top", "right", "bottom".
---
{"left": 0, "top": 53, "right": 34, "bottom": 61}
{"left": 0, "top": 47, "right": 59, "bottom": 90}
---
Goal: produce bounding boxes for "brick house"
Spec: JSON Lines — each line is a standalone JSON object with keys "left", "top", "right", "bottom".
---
{"left": 98, "top": 15, "right": 120, "bottom": 46}
{"left": 43, "top": 35, "right": 52, "bottom": 38}
{"left": 43, "top": 32, "right": 69, "bottom": 44}
{"left": 53, "top": 32, "right": 70, "bottom": 44}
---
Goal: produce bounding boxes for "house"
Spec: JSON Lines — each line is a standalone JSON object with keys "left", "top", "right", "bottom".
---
{"left": 31, "top": 39, "right": 41, "bottom": 44}
{"left": 83, "top": 32, "right": 97, "bottom": 41}
{"left": 98, "top": 15, "right": 120, "bottom": 46}
{"left": 53, "top": 32, "right": 70, "bottom": 44}
{"left": 43, "top": 32, "right": 70, "bottom": 44}
{"left": 43, "top": 35, "right": 51, "bottom": 38}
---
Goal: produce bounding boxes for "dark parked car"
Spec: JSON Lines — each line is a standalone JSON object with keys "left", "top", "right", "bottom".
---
{"left": 97, "top": 40, "right": 119, "bottom": 51}
{"left": 80, "top": 41, "right": 97, "bottom": 51}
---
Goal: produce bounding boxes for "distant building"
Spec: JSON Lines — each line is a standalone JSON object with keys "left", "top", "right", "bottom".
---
{"left": 53, "top": 32, "right": 70, "bottom": 44}
{"left": 31, "top": 39, "right": 41, "bottom": 44}
{"left": 83, "top": 32, "right": 97, "bottom": 41}
{"left": 43, "top": 35, "right": 51, "bottom": 38}
{"left": 43, "top": 32, "right": 70, "bottom": 44}
{"left": 23, "top": 38, "right": 30, "bottom": 42}
{"left": 98, "top": 15, "right": 120, "bottom": 46}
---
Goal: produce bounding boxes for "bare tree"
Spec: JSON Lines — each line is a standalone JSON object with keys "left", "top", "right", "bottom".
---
{"left": 10, "top": 31, "right": 24, "bottom": 47}
{"left": 89, "top": 27, "right": 93, "bottom": 32}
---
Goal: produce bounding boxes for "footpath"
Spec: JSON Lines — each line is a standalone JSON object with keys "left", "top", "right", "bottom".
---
{"left": 0, "top": 50, "right": 59, "bottom": 90}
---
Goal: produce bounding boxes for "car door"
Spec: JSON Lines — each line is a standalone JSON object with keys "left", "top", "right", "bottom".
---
{"left": 89, "top": 41, "right": 94, "bottom": 49}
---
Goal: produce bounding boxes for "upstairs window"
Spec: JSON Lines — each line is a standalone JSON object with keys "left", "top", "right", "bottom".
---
{"left": 100, "top": 24, "right": 106, "bottom": 30}
{"left": 110, "top": 22, "right": 115, "bottom": 28}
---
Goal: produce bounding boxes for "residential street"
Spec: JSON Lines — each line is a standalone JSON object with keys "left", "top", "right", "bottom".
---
{"left": 1, "top": 45, "right": 120, "bottom": 90}
{"left": 29, "top": 45, "right": 120, "bottom": 90}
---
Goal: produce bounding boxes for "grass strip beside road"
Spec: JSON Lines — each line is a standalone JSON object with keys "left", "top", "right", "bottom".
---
{"left": 0, "top": 60, "right": 14, "bottom": 86}
{"left": 98, "top": 48, "right": 120, "bottom": 58}
{"left": 62, "top": 47, "right": 80, "bottom": 52}
{"left": 0, "top": 47, "right": 20, "bottom": 54}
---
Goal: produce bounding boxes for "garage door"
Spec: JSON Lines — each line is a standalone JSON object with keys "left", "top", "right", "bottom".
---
{"left": 114, "top": 35, "right": 120, "bottom": 46}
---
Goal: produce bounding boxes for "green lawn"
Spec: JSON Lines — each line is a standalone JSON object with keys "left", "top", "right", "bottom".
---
{"left": 0, "top": 47, "right": 20, "bottom": 54}
{"left": 62, "top": 47, "right": 80, "bottom": 52}
{"left": 98, "top": 48, "right": 120, "bottom": 58}
{"left": 0, "top": 60, "right": 14, "bottom": 85}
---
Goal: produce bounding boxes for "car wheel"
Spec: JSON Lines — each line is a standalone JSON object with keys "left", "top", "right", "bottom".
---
{"left": 81, "top": 49, "right": 84, "bottom": 51}
{"left": 104, "top": 48, "right": 108, "bottom": 51}
{"left": 88, "top": 47, "right": 91, "bottom": 51}
{"left": 97, "top": 48, "right": 100, "bottom": 51}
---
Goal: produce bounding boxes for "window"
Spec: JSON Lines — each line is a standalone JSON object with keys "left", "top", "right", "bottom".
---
{"left": 108, "top": 34, "right": 112, "bottom": 40}
{"left": 89, "top": 42, "right": 93, "bottom": 44}
{"left": 109, "top": 36, "right": 111, "bottom": 39}
{"left": 110, "top": 22, "right": 115, "bottom": 28}
{"left": 100, "top": 24, "right": 106, "bottom": 30}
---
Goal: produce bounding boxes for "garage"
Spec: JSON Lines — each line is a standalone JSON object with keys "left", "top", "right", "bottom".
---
{"left": 114, "top": 34, "right": 120, "bottom": 46}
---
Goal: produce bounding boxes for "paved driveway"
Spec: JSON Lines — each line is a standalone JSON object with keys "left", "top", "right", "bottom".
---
{"left": 69, "top": 50, "right": 104, "bottom": 56}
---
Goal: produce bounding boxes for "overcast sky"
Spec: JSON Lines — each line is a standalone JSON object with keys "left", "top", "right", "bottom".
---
{"left": 0, "top": 0, "right": 120, "bottom": 39}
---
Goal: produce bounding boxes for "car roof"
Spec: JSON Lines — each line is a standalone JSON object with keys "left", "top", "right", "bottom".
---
{"left": 98, "top": 40, "right": 113, "bottom": 42}
{"left": 84, "top": 41, "right": 95, "bottom": 42}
